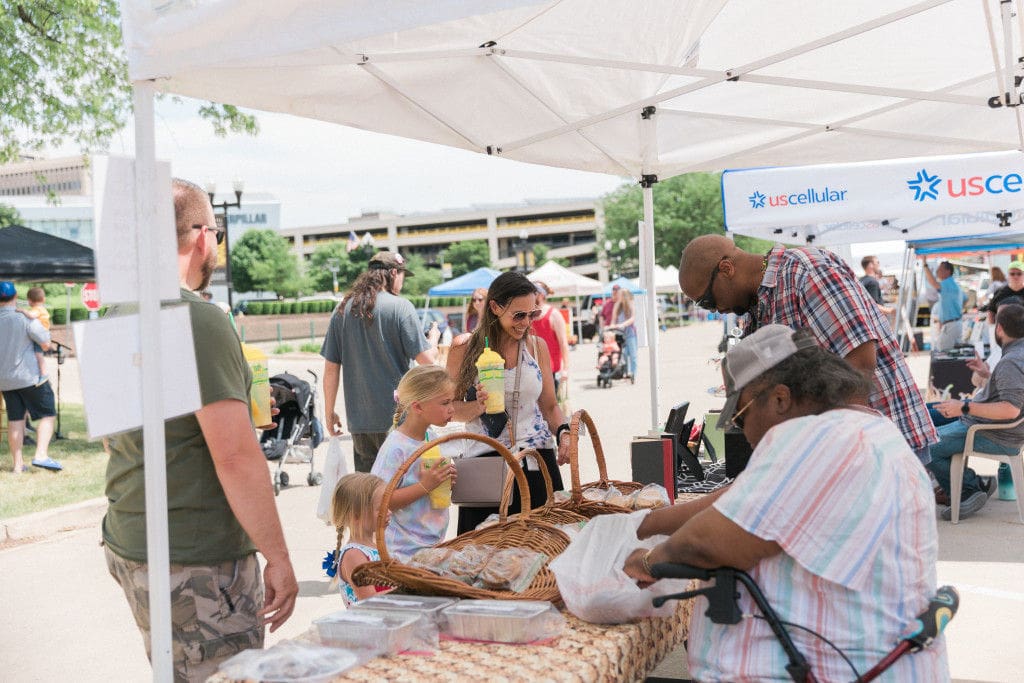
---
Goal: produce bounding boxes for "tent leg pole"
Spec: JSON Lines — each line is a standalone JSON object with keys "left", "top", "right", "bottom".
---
{"left": 133, "top": 80, "right": 174, "bottom": 683}
{"left": 640, "top": 106, "right": 660, "bottom": 433}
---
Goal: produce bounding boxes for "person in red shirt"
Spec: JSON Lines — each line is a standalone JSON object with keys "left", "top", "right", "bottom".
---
{"left": 600, "top": 284, "right": 621, "bottom": 334}
{"left": 531, "top": 282, "right": 570, "bottom": 393}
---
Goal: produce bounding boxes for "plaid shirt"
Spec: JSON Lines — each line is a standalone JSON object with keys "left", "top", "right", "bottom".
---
{"left": 755, "top": 245, "right": 937, "bottom": 451}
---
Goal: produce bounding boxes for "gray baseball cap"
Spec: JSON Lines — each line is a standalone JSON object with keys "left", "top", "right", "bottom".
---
{"left": 717, "top": 325, "right": 817, "bottom": 429}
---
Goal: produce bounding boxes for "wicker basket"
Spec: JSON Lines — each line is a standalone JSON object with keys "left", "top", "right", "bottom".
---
{"left": 555, "top": 409, "right": 644, "bottom": 518}
{"left": 352, "top": 432, "right": 570, "bottom": 603}
{"left": 493, "top": 448, "right": 589, "bottom": 527}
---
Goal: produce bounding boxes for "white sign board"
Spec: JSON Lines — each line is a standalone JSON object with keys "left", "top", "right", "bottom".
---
{"left": 722, "top": 151, "right": 1024, "bottom": 233}
{"left": 92, "top": 155, "right": 179, "bottom": 304}
{"left": 72, "top": 306, "right": 201, "bottom": 439}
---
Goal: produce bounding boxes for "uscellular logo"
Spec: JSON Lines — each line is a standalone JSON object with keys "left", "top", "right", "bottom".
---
{"left": 907, "top": 167, "right": 1024, "bottom": 201}
{"left": 747, "top": 187, "right": 847, "bottom": 209}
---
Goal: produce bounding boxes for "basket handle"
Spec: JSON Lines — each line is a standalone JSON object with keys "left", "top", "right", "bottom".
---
{"left": 567, "top": 409, "right": 609, "bottom": 503}
{"left": 497, "top": 448, "right": 555, "bottom": 523}
{"left": 374, "top": 431, "right": 530, "bottom": 564}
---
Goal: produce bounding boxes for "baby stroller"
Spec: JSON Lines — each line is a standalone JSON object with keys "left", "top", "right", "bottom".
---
{"left": 260, "top": 370, "right": 324, "bottom": 495}
{"left": 596, "top": 330, "right": 633, "bottom": 388}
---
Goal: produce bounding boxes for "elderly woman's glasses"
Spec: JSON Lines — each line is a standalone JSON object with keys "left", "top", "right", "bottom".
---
{"left": 730, "top": 387, "right": 769, "bottom": 430}
{"left": 696, "top": 257, "right": 727, "bottom": 310}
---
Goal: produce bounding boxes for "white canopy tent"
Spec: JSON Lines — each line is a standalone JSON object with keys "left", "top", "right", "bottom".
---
{"left": 527, "top": 260, "right": 604, "bottom": 342}
{"left": 117, "top": 2, "right": 1024, "bottom": 674}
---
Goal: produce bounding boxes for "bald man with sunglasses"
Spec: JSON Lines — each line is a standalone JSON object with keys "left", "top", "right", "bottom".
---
{"left": 680, "top": 234, "right": 937, "bottom": 464}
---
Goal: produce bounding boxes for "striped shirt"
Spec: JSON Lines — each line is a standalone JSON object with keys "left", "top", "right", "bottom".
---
{"left": 688, "top": 408, "right": 947, "bottom": 682}
{"left": 756, "top": 245, "right": 937, "bottom": 452}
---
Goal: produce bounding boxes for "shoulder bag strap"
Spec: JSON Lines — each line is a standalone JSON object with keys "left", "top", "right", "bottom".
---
{"left": 508, "top": 339, "right": 524, "bottom": 450}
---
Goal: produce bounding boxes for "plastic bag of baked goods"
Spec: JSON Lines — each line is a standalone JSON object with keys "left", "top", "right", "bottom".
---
{"left": 473, "top": 547, "right": 548, "bottom": 593}
{"left": 632, "top": 483, "right": 670, "bottom": 509}
{"left": 548, "top": 510, "right": 689, "bottom": 624}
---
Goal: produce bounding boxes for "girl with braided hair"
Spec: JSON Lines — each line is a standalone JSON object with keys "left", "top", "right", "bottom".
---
{"left": 326, "top": 472, "right": 390, "bottom": 605}
{"left": 369, "top": 365, "right": 458, "bottom": 562}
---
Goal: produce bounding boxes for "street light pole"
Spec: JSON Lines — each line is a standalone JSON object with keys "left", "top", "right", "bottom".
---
{"left": 326, "top": 258, "right": 341, "bottom": 295}
{"left": 206, "top": 179, "right": 244, "bottom": 310}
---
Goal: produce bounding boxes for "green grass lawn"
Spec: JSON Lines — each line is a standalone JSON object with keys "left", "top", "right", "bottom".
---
{"left": 0, "top": 404, "right": 108, "bottom": 519}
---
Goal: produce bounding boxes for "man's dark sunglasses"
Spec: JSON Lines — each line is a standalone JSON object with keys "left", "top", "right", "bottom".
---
{"left": 695, "top": 256, "right": 727, "bottom": 310}
{"left": 192, "top": 224, "right": 225, "bottom": 245}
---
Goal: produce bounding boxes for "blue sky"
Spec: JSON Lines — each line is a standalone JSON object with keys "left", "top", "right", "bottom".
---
{"left": 88, "top": 97, "right": 626, "bottom": 229}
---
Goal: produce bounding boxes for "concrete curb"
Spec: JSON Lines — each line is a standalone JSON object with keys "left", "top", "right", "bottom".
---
{"left": 0, "top": 497, "right": 106, "bottom": 544}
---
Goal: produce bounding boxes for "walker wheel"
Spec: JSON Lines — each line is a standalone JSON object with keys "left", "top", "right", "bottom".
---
{"left": 279, "top": 471, "right": 290, "bottom": 488}
{"left": 308, "top": 472, "right": 323, "bottom": 486}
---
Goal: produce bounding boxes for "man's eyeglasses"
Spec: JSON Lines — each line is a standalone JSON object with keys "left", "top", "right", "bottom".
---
{"left": 192, "top": 224, "right": 225, "bottom": 245}
{"left": 507, "top": 308, "right": 543, "bottom": 323}
{"left": 695, "top": 256, "right": 727, "bottom": 310}
{"left": 730, "top": 386, "right": 769, "bottom": 430}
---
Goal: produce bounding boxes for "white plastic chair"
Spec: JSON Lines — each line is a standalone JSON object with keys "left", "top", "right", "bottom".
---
{"left": 949, "top": 417, "right": 1024, "bottom": 524}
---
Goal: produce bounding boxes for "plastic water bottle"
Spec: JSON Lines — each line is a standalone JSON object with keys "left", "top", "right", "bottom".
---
{"left": 997, "top": 462, "right": 1016, "bottom": 501}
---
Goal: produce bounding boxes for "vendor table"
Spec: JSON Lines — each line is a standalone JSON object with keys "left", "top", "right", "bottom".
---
{"left": 211, "top": 601, "right": 692, "bottom": 683}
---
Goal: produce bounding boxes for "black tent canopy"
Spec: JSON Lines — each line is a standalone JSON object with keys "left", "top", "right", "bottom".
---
{"left": 0, "top": 224, "right": 95, "bottom": 281}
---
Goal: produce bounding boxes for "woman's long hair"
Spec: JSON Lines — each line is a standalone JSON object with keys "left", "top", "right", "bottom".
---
{"left": 453, "top": 271, "right": 538, "bottom": 398}
{"left": 343, "top": 268, "right": 398, "bottom": 321}
{"left": 463, "top": 287, "right": 488, "bottom": 332}
{"left": 612, "top": 289, "right": 634, "bottom": 323}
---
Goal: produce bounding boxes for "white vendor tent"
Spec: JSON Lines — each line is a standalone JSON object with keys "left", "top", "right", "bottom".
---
{"left": 527, "top": 260, "right": 604, "bottom": 341}
{"left": 633, "top": 265, "right": 682, "bottom": 294}
{"left": 115, "top": 3, "right": 1024, "bottom": 672}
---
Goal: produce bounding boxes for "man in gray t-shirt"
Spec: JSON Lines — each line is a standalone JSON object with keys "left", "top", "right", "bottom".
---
{"left": 0, "top": 281, "right": 61, "bottom": 473}
{"left": 928, "top": 303, "right": 1024, "bottom": 520}
{"left": 321, "top": 252, "right": 438, "bottom": 471}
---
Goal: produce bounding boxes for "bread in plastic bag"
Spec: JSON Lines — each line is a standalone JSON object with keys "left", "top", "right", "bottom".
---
{"left": 548, "top": 510, "right": 690, "bottom": 624}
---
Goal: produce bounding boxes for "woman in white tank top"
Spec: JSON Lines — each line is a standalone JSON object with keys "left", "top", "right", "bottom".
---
{"left": 447, "top": 272, "right": 571, "bottom": 534}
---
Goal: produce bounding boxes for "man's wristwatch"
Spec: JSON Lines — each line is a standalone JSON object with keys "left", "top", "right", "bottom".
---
{"left": 961, "top": 400, "right": 971, "bottom": 415}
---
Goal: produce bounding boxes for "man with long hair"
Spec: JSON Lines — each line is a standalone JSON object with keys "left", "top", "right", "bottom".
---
{"left": 321, "top": 251, "right": 439, "bottom": 472}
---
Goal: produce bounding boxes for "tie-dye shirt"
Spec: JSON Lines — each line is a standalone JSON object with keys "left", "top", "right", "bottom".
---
{"left": 371, "top": 430, "right": 449, "bottom": 562}
{"left": 688, "top": 408, "right": 948, "bottom": 682}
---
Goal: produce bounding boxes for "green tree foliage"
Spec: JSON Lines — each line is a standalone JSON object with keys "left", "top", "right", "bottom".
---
{"left": 444, "top": 239, "right": 491, "bottom": 277}
{"left": 0, "top": 1, "right": 257, "bottom": 164}
{"left": 601, "top": 172, "right": 773, "bottom": 273}
{"left": 230, "top": 229, "right": 301, "bottom": 297}
{"left": 0, "top": 203, "right": 21, "bottom": 227}
{"left": 401, "top": 254, "right": 442, "bottom": 297}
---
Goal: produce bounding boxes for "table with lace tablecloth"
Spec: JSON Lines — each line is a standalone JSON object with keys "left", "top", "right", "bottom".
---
{"left": 211, "top": 601, "right": 692, "bottom": 683}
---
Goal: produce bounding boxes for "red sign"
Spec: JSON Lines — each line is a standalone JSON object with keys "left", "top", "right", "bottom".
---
{"left": 81, "top": 282, "right": 101, "bottom": 311}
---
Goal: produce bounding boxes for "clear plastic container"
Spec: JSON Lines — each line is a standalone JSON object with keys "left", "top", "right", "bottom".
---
{"left": 314, "top": 609, "right": 426, "bottom": 655}
{"left": 439, "top": 599, "right": 565, "bottom": 644}
{"left": 351, "top": 594, "right": 459, "bottom": 624}
{"left": 217, "top": 641, "right": 364, "bottom": 683}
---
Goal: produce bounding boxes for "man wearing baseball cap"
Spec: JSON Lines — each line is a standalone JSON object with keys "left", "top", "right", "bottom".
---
{"left": 0, "top": 281, "right": 62, "bottom": 472}
{"left": 625, "top": 325, "right": 945, "bottom": 681}
{"left": 321, "top": 250, "right": 438, "bottom": 472}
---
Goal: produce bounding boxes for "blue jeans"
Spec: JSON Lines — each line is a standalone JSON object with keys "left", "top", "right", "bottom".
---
{"left": 622, "top": 331, "right": 638, "bottom": 378}
{"left": 927, "top": 421, "right": 1018, "bottom": 498}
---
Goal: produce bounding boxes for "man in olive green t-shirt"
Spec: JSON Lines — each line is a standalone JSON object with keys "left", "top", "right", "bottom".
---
{"left": 103, "top": 179, "right": 298, "bottom": 682}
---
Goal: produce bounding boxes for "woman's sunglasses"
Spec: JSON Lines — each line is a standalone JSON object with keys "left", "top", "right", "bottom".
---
{"left": 472, "top": 296, "right": 485, "bottom": 302}
{"left": 730, "top": 386, "right": 769, "bottom": 430}
{"left": 507, "top": 308, "right": 543, "bottom": 323}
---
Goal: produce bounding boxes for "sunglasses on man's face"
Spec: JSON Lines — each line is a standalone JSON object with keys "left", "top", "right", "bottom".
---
{"left": 695, "top": 256, "right": 727, "bottom": 310}
{"left": 729, "top": 386, "right": 769, "bottom": 430}
{"left": 192, "top": 224, "right": 225, "bottom": 245}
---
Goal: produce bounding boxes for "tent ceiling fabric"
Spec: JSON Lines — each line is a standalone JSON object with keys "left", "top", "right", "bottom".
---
{"left": 0, "top": 225, "right": 96, "bottom": 280}
{"left": 122, "top": 0, "right": 1024, "bottom": 180}
{"left": 527, "top": 260, "right": 604, "bottom": 296}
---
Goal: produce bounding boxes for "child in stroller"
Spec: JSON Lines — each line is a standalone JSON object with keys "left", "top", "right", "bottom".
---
{"left": 596, "top": 329, "right": 629, "bottom": 387}
{"left": 260, "top": 370, "right": 324, "bottom": 495}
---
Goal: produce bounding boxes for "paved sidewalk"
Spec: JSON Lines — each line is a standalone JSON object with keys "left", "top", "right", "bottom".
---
{"left": 2, "top": 322, "right": 1021, "bottom": 681}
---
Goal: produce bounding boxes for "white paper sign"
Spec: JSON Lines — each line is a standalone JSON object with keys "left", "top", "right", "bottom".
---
{"left": 92, "top": 154, "right": 179, "bottom": 304}
{"left": 73, "top": 306, "right": 201, "bottom": 439}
